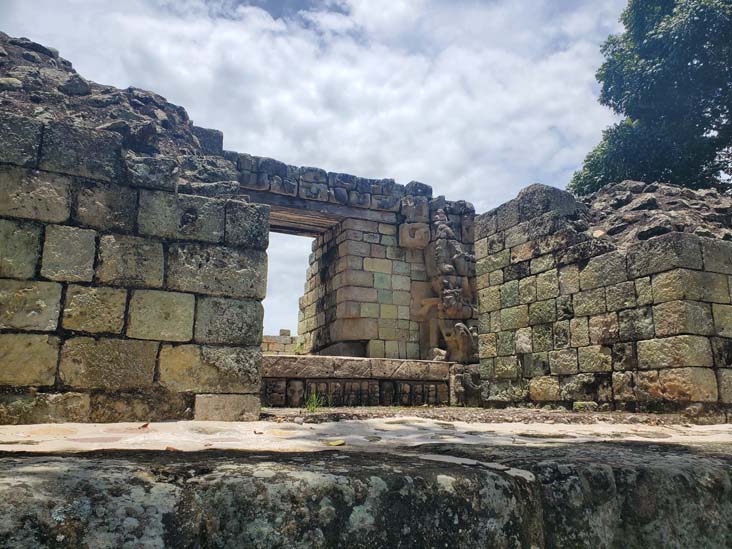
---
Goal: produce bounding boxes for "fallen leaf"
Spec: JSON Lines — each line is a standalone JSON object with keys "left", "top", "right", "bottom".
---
{"left": 254, "top": 430, "right": 264, "bottom": 435}
{"left": 138, "top": 423, "right": 149, "bottom": 429}
{"left": 325, "top": 439, "right": 346, "bottom": 446}
{"left": 164, "top": 446, "right": 179, "bottom": 451}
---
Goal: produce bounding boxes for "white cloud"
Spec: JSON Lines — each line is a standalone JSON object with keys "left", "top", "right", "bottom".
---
{"left": 0, "top": 0, "right": 625, "bottom": 333}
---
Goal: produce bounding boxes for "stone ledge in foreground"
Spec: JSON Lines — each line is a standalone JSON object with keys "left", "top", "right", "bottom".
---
{"left": 0, "top": 442, "right": 730, "bottom": 548}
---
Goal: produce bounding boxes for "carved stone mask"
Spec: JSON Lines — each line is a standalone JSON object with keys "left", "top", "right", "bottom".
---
{"left": 286, "top": 380, "right": 305, "bottom": 407}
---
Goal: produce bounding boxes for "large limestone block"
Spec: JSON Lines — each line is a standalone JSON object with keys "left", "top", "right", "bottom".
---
{"left": 159, "top": 344, "right": 261, "bottom": 393}
{"left": 74, "top": 181, "right": 137, "bottom": 232}
{"left": 225, "top": 200, "right": 270, "bottom": 250}
{"left": 166, "top": 243, "right": 267, "bottom": 299}
{"left": 573, "top": 288, "right": 606, "bottom": 317}
{"left": 41, "top": 225, "right": 96, "bottom": 282}
{"left": 579, "top": 251, "right": 627, "bottom": 290}
{"left": 549, "top": 349, "right": 578, "bottom": 375}
{"left": 399, "top": 223, "right": 430, "bottom": 249}
{"left": 127, "top": 290, "right": 195, "bottom": 342}
{"left": 59, "top": 337, "right": 158, "bottom": 390}
{"left": 194, "top": 394, "right": 260, "bottom": 421}
{"left": 0, "top": 218, "right": 41, "bottom": 278}
{"left": 89, "top": 389, "right": 192, "bottom": 422}
{"left": 652, "top": 269, "right": 730, "bottom": 304}
{"left": 636, "top": 368, "right": 718, "bottom": 402}
{"left": 40, "top": 121, "right": 124, "bottom": 182}
{"left": 0, "top": 334, "right": 59, "bottom": 386}
{"left": 701, "top": 238, "right": 732, "bottom": 274}
{"left": 0, "top": 279, "right": 61, "bottom": 330}
{"left": 637, "top": 335, "right": 713, "bottom": 369}
{"left": 0, "top": 166, "right": 70, "bottom": 223}
{"left": 138, "top": 190, "right": 225, "bottom": 243}
{"left": 96, "top": 234, "right": 164, "bottom": 288}
{"left": 330, "top": 318, "right": 378, "bottom": 341}
{"left": 718, "top": 369, "right": 732, "bottom": 404}
{"left": 626, "top": 232, "right": 703, "bottom": 278}
{"left": 401, "top": 195, "right": 429, "bottom": 223}
{"left": 194, "top": 297, "right": 263, "bottom": 345}
{"left": 0, "top": 111, "right": 42, "bottom": 168}
{"left": 578, "top": 345, "right": 613, "bottom": 373}
{"left": 62, "top": 285, "right": 127, "bottom": 334}
{"left": 371, "top": 359, "right": 450, "bottom": 381}
{"left": 654, "top": 301, "right": 714, "bottom": 337}
{"left": 713, "top": 304, "right": 732, "bottom": 338}
{"left": 560, "top": 373, "right": 612, "bottom": 402}
{"left": 529, "top": 376, "right": 560, "bottom": 401}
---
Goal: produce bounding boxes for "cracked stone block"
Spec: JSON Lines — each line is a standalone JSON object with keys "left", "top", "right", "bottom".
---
{"left": 62, "top": 285, "right": 127, "bottom": 334}
{"left": 225, "top": 200, "right": 270, "bottom": 250}
{"left": 637, "top": 335, "right": 713, "bottom": 369}
{"left": 41, "top": 225, "right": 96, "bottom": 282}
{"left": 0, "top": 279, "right": 61, "bottom": 331}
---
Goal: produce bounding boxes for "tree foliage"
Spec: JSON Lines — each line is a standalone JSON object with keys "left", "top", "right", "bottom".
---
{"left": 570, "top": 0, "right": 732, "bottom": 195}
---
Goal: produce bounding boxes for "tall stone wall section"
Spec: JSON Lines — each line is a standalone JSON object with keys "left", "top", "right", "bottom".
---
{"left": 467, "top": 184, "right": 732, "bottom": 410}
{"left": 0, "top": 111, "right": 269, "bottom": 424}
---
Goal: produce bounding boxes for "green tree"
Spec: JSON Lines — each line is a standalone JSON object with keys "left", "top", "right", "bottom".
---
{"left": 570, "top": 0, "right": 732, "bottom": 195}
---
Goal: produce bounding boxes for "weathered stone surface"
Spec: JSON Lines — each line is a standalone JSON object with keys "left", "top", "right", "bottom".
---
{"left": 579, "top": 251, "right": 627, "bottom": 290}
{"left": 194, "top": 296, "right": 263, "bottom": 345}
{"left": 0, "top": 392, "right": 89, "bottom": 425}
{"left": 41, "top": 224, "right": 96, "bottom": 282}
{"left": 159, "top": 345, "right": 261, "bottom": 393}
{"left": 701, "top": 238, "right": 732, "bottom": 274}
{"left": 0, "top": 110, "right": 42, "bottom": 167}
{"left": 560, "top": 373, "right": 611, "bottom": 402}
{"left": 138, "top": 190, "right": 225, "bottom": 243}
{"left": 636, "top": 367, "right": 718, "bottom": 402}
{"left": 573, "top": 288, "right": 606, "bottom": 317}
{"left": 578, "top": 345, "right": 612, "bottom": 373}
{"left": 0, "top": 218, "right": 41, "bottom": 278}
{"left": 167, "top": 243, "right": 267, "bottom": 299}
{"left": 192, "top": 126, "right": 223, "bottom": 155}
{"left": 125, "top": 154, "right": 179, "bottom": 191}
{"left": 549, "top": 349, "right": 578, "bottom": 375}
{"left": 0, "top": 166, "right": 70, "bottom": 222}
{"left": 606, "top": 281, "right": 637, "bottom": 311}
{"left": 588, "top": 313, "right": 619, "bottom": 345}
{"left": 0, "top": 333, "right": 59, "bottom": 386}
{"left": 40, "top": 121, "right": 124, "bottom": 182}
{"left": 70, "top": 182, "right": 136, "bottom": 234}
{"left": 399, "top": 223, "right": 430, "bottom": 249}
{"left": 179, "top": 155, "right": 238, "bottom": 183}
{"left": 500, "top": 305, "right": 529, "bottom": 330}
{"left": 713, "top": 304, "right": 732, "bottom": 338}
{"left": 528, "top": 375, "right": 560, "bottom": 401}
{"left": 653, "top": 301, "right": 714, "bottom": 337}
{"left": 89, "top": 389, "right": 193, "bottom": 422}
{"left": 96, "top": 234, "right": 164, "bottom": 288}
{"left": 195, "top": 393, "right": 260, "bottom": 421}
{"left": 225, "top": 200, "right": 270, "bottom": 250}
{"left": 59, "top": 337, "right": 158, "bottom": 390}
{"left": 2, "top": 441, "right": 732, "bottom": 548}
{"left": 719, "top": 369, "right": 732, "bottom": 404}
{"left": 626, "top": 232, "right": 703, "bottom": 278}
{"left": 127, "top": 290, "right": 195, "bottom": 342}
{"left": 637, "top": 335, "right": 714, "bottom": 369}
{"left": 652, "top": 269, "right": 730, "bottom": 304}
{"left": 62, "top": 285, "right": 127, "bottom": 334}
{"left": 0, "top": 279, "right": 61, "bottom": 330}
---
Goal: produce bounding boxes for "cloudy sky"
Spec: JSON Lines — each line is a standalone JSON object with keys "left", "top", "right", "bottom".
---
{"left": 1, "top": 0, "right": 625, "bottom": 334}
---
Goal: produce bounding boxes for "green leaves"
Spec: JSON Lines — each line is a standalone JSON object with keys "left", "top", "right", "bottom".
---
{"left": 570, "top": 0, "right": 732, "bottom": 195}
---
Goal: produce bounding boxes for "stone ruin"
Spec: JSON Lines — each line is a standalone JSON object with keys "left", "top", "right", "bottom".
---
{"left": 1, "top": 32, "right": 732, "bottom": 422}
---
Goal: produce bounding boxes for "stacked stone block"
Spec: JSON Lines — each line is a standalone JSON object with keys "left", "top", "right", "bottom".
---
{"left": 262, "top": 329, "right": 300, "bottom": 354}
{"left": 297, "top": 217, "right": 426, "bottom": 359}
{"left": 473, "top": 184, "right": 732, "bottom": 410}
{"left": 0, "top": 111, "right": 269, "bottom": 424}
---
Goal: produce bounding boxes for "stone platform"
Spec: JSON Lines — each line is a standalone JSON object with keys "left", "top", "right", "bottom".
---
{"left": 1, "top": 414, "right": 731, "bottom": 547}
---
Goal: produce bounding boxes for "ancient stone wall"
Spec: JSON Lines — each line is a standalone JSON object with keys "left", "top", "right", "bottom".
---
{"left": 0, "top": 110, "right": 269, "bottom": 424}
{"left": 262, "top": 329, "right": 299, "bottom": 354}
{"left": 465, "top": 184, "right": 732, "bottom": 410}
